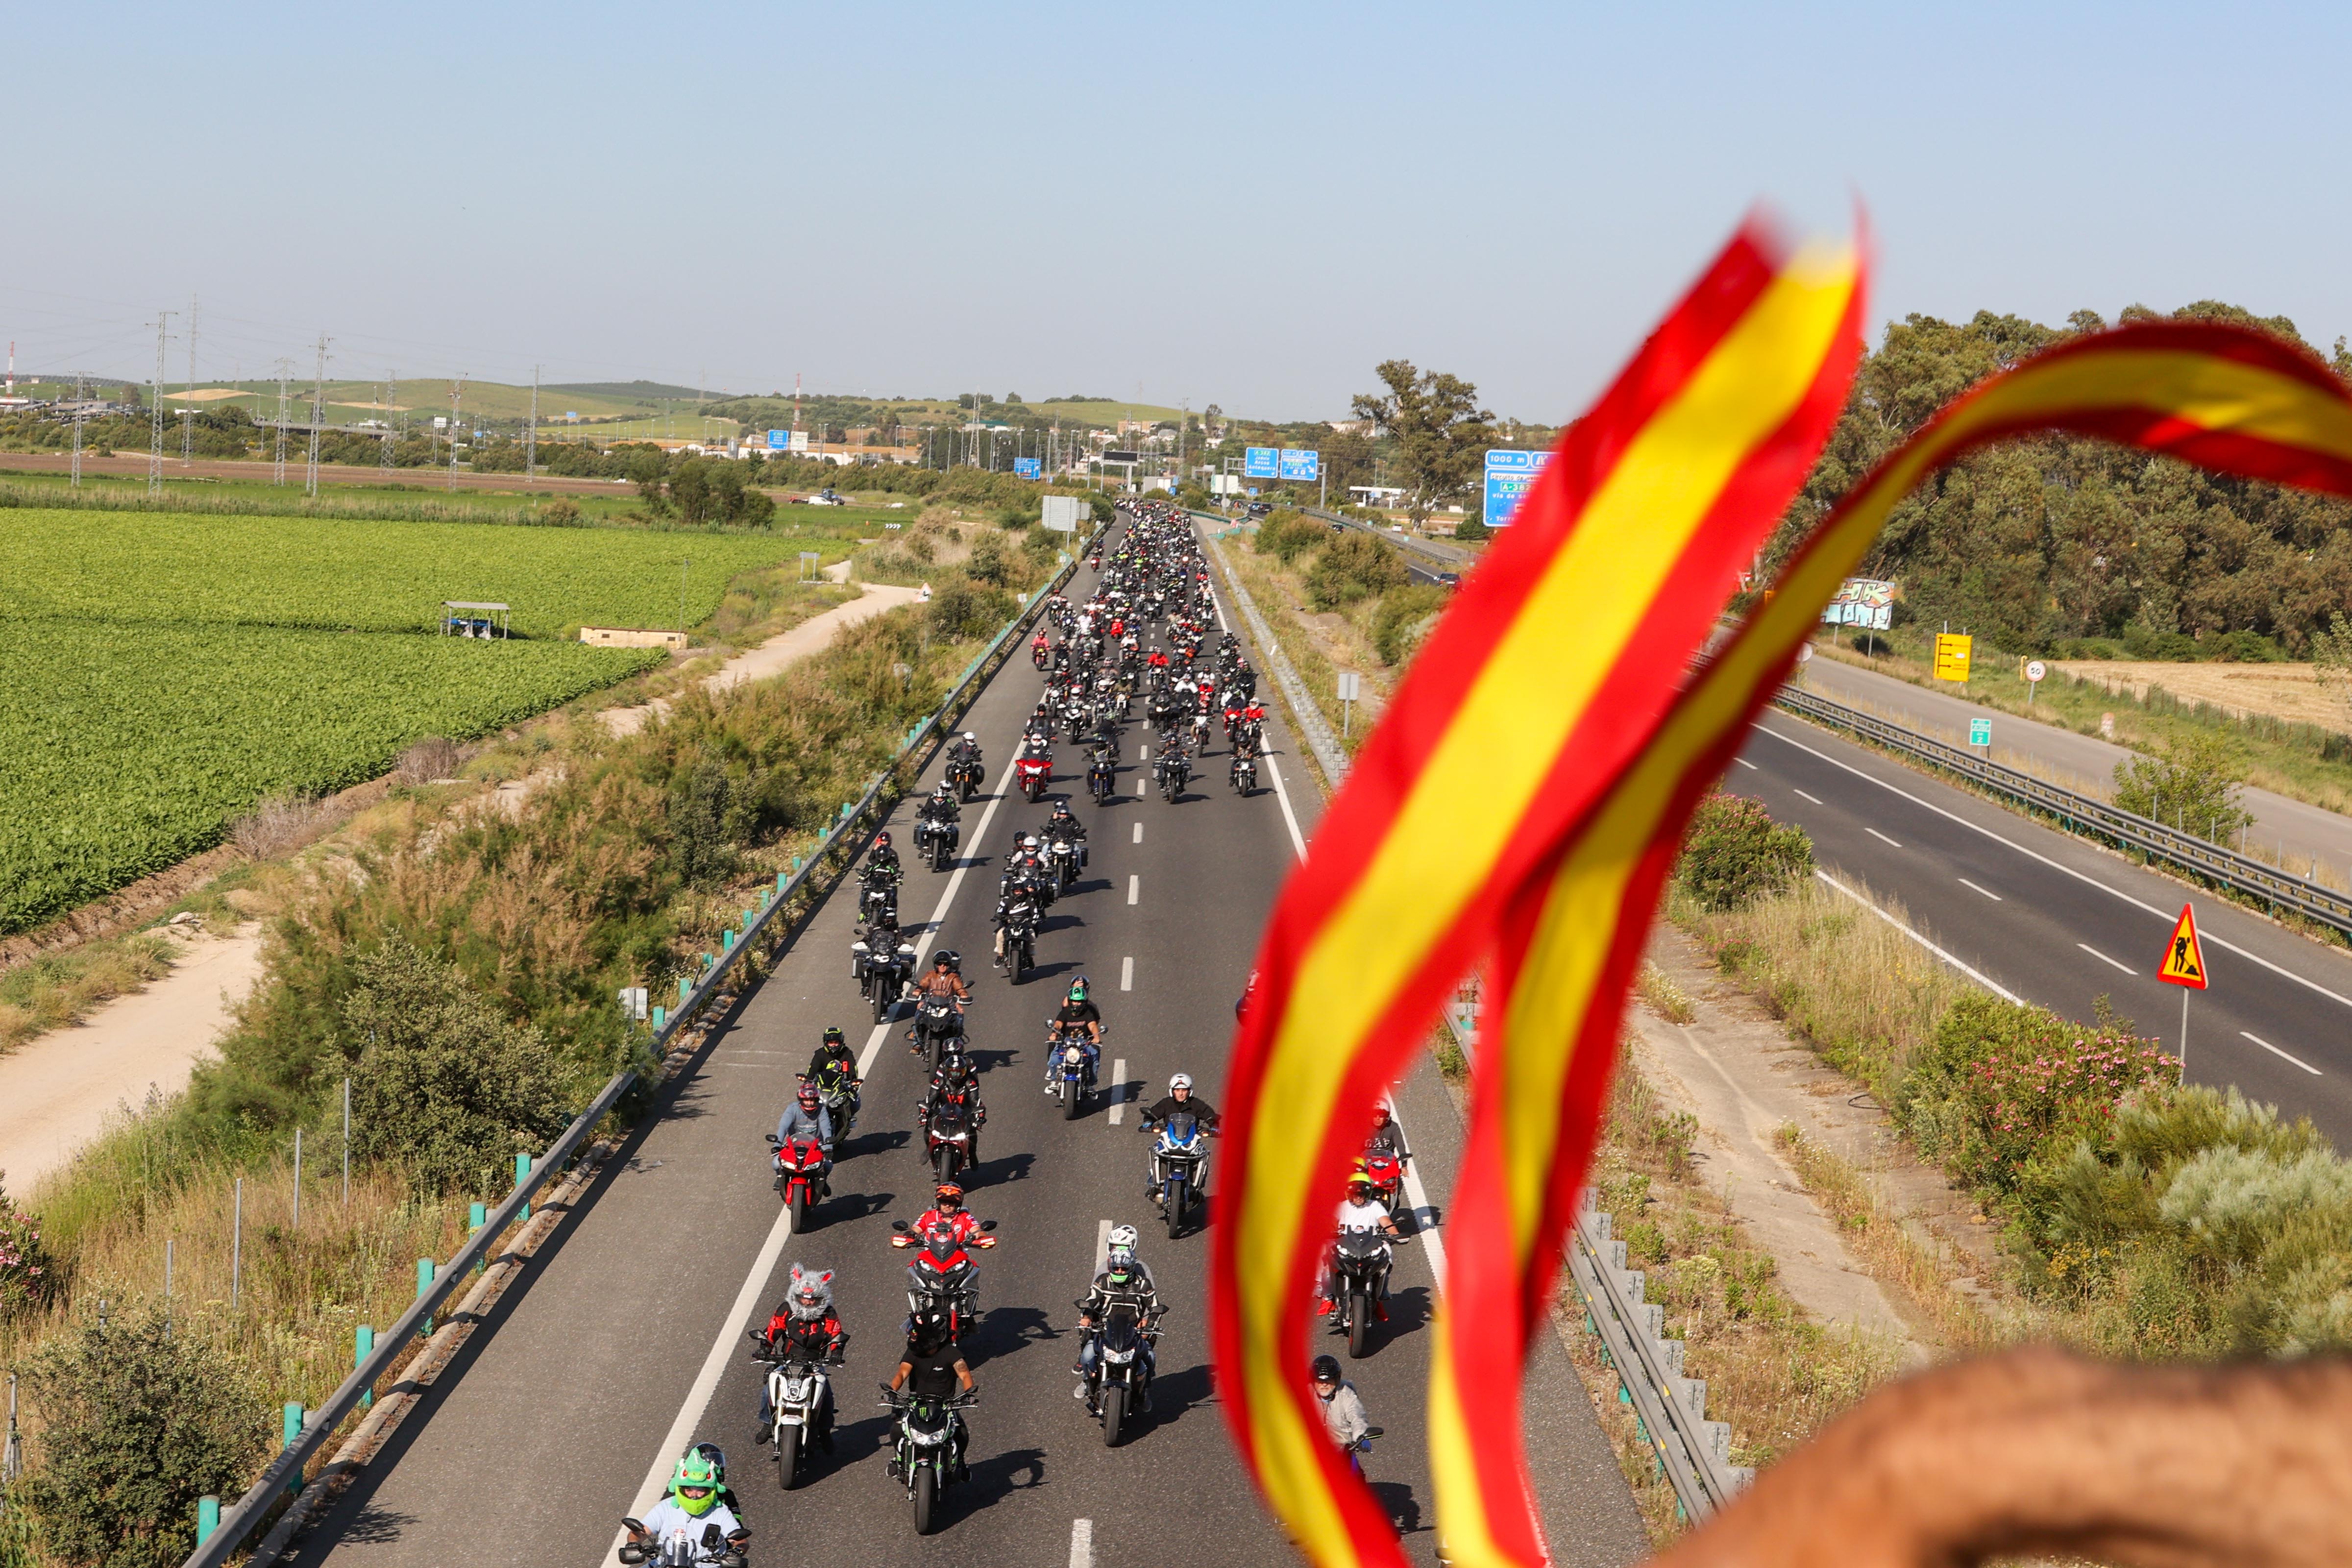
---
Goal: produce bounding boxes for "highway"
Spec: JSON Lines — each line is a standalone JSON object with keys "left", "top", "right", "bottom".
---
{"left": 290, "top": 517, "right": 1646, "bottom": 1568}
{"left": 1735, "top": 709, "right": 2352, "bottom": 1147}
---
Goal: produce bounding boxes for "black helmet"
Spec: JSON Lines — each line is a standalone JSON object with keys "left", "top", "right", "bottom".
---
{"left": 908, "top": 1309, "right": 952, "bottom": 1353}
{"left": 1310, "top": 1354, "right": 1342, "bottom": 1384}
{"left": 823, "top": 1025, "right": 846, "bottom": 1046}
{"left": 876, "top": 832, "right": 892, "bottom": 849}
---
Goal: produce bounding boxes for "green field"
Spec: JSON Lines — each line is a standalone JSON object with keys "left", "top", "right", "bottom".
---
{"left": 0, "top": 624, "right": 661, "bottom": 932}
{"left": 6, "top": 511, "right": 811, "bottom": 638}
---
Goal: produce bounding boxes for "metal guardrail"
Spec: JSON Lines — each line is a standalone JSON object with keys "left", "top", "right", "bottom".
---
{"left": 1300, "top": 505, "right": 1468, "bottom": 572}
{"left": 1567, "top": 1198, "right": 1754, "bottom": 1520}
{"left": 1192, "top": 514, "right": 1351, "bottom": 784}
{"left": 1773, "top": 685, "right": 2352, "bottom": 941}
{"left": 181, "top": 519, "right": 1105, "bottom": 1568}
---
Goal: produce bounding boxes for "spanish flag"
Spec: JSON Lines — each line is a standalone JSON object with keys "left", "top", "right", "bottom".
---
{"left": 1210, "top": 219, "right": 1868, "bottom": 1568}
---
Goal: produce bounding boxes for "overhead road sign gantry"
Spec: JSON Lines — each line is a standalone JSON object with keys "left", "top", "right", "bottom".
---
{"left": 1277, "top": 448, "right": 1319, "bottom": 481}
{"left": 1243, "top": 446, "right": 1279, "bottom": 480}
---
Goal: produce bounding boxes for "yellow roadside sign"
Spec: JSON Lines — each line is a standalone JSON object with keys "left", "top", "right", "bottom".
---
{"left": 2157, "top": 903, "right": 2208, "bottom": 989}
{"left": 1933, "top": 633, "right": 1973, "bottom": 682}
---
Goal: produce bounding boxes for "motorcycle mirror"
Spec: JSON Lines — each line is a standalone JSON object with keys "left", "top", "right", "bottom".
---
{"left": 620, "top": 1518, "right": 646, "bottom": 1535}
{"left": 1363, "top": 1426, "right": 1385, "bottom": 1441}
{"left": 702, "top": 1523, "right": 724, "bottom": 1550}
{"left": 890, "top": 1219, "right": 911, "bottom": 1233}
{"left": 764, "top": 1133, "right": 780, "bottom": 1146}
{"left": 980, "top": 1218, "right": 998, "bottom": 1231}
{"left": 618, "top": 1549, "right": 646, "bottom": 1566}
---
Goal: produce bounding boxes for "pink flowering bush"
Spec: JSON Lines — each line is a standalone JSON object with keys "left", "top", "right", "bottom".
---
{"left": 0, "top": 1179, "right": 59, "bottom": 1315}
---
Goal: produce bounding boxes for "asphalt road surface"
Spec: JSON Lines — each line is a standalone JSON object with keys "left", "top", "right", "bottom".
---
{"left": 292, "top": 518, "right": 1646, "bottom": 1568}
{"left": 1737, "top": 710, "right": 2352, "bottom": 1147}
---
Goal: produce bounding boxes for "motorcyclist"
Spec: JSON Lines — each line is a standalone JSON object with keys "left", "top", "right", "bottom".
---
{"left": 754, "top": 1263, "right": 846, "bottom": 1448}
{"left": 921, "top": 1042, "right": 987, "bottom": 1163}
{"left": 949, "top": 731, "right": 983, "bottom": 768}
{"left": 886, "top": 1310, "right": 974, "bottom": 1481}
{"left": 1072, "top": 1227, "right": 1165, "bottom": 1406}
{"left": 1364, "top": 1103, "right": 1410, "bottom": 1164}
{"left": 1319, "top": 1172, "right": 1405, "bottom": 1319}
{"left": 921, "top": 779, "right": 963, "bottom": 825}
{"left": 1234, "top": 660, "right": 1257, "bottom": 700}
{"left": 906, "top": 952, "right": 971, "bottom": 1051}
{"left": 912, "top": 1182, "right": 989, "bottom": 1248}
{"left": 1310, "top": 1355, "right": 1373, "bottom": 1472}
{"left": 805, "top": 1025, "right": 863, "bottom": 1132}
{"left": 773, "top": 1081, "right": 835, "bottom": 1187}
{"left": 1139, "top": 1073, "right": 1217, "bottom": 1196}
{"left": 1044, "top": 801, "right": 1089, "bottom": 868}
{"left": 626, "top": 1446, "right": 748, "bottom": 1560}
{"left": 1045, "top": 978, "right": 1103, "bottom": 1092}
{"left": 866, "top": 833, "right": 903, "bottom": 886}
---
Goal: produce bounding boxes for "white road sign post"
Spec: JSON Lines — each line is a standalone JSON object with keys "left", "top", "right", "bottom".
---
{"left": 2025, "top": 658, "right": 2047, "bottom": 707}
{"left": 1337, "top": 671, "right": 1360, "bottom": 737}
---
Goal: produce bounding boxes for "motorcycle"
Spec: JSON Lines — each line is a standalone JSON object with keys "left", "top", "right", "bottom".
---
{"left": 1013, "top": 750, "right": 1053, "bottom": 803}
{"left": 1032, "top": 639, "right": 1050, "bottom": 671}
{"left": 1087, "top": 751, "right": 1116, "bottom": 805}
{"left": 1329, "top": 1229, "right": 1409, "bottom": 1359}
{"left": 743, "top": 1335, "right": 834, "bottom": 1490}
{"left": 880, "top": 1387, "right": 978, "bottom": 1536}
{"left": 618, "top": 1520, "right": 743, "bottom": 1567}
{"left": 1076, "top": 1302, "right": 1157, "bottom": 1447}
{"left": 913, "top": 995, "right": 966, "bottom": 1073}
{"left": 858, "top": 874, "right": 899, "bottom": 928}
{"left": 1359, "top": 1152, "right": 1405, "bottom": 1215}
{"left": 1229, "top": 750, "right": 1257, "bottom": 796}
{"left": 766, "top": 1132, "right": 829, "bottom": 1231}
{"left": 890, "top": 1216, "right": 996, "bottom": 1342}
{"left": 912, "top": 814, "right": 959, "bottom": 872}
{"left": 1154, "top": 748, "right": 1189, "bottom": 804}
{"left": 1047, "top": 1023, "right": 1098, "bottom": 1121}
{"left": 922, "top": 1097, "right": 977, "bottom": 1186}
{"left": 807, "top": 1069, "right": 860, "bottom": 1144}
{"left": 1150, "top": 1109, "right": 1211, "bottom": 1239}
{"left": 1046, "top": 837, "right": 1080, "bottom": 894}
{"left": 853, "top": 932, "right": 916, "bottom": 1023}
{"left": 946, "top": 752, "right": 984, "bottom": 803}
{"left": 994, "top": 893, "right": 1038, "bottom": 982}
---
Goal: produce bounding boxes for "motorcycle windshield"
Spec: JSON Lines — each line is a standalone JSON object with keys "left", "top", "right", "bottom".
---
{"left": 1162, "top": 1111, "right": 1201, "bottom": 1149}
{"left": 1337, "top": 1232, "right": 1389, "bottom": 1260}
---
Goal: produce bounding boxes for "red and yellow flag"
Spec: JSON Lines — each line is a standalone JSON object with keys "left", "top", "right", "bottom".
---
{"left": 1210, "top": 220, "right": 1868, "bottom": 1568}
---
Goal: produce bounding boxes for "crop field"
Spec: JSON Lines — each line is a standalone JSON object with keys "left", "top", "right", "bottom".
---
{"left": 0, "top": 623, "right": 662, "bottom": 932}
{"left": 7, "top": 511, "right": 811, "bottom": 638}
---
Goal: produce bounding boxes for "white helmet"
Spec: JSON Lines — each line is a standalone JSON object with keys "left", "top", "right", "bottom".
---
{"left": 1107, "top": 1224, "right": 1139, "bottom": 1252}
{"left": 1169, "top": 1072, "right": 1194, "bottom": 1093}
{"left": 963, "top": 731, "right": 976, "bottom": 742}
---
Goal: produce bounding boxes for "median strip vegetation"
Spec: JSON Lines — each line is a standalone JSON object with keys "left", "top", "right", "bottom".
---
{"left": 0, "top": 524, "right": 1058, "bottom": 1565}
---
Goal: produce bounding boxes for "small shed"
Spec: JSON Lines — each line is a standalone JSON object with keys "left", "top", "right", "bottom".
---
{"left": 442, "top": 601, "right": 512, "bottom": 639}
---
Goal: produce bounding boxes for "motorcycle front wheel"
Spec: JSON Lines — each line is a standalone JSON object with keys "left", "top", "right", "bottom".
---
{"left": 1062, "top": 1076, "right": 1081, "bottom": 1121}
{"left": 1166, "top": 1176, "right": 1187, "bottom": 1240}
{"left": 776, "top": 1421, "right": 801, "bottom": 1490}
{"left": 788, "top": 1184, "right": 809, "bottom": 1233}
{"left": 1101, "top": 1382, "right": 1127, "bottom": 1448}
{"left": 1347, "top": 1294, "right": 1371, "bottom": 1360}
{"left": 913, "top": 1462, "right": 938, "bottom": 1536}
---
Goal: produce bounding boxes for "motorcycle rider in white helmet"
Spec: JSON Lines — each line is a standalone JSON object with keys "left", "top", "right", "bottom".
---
{"left": 1072, "top": 1226, "right": 1166, "bottom": 1408}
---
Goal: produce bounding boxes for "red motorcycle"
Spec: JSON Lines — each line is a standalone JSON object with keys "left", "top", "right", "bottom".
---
{"left": 1031, "top": 637, "right": 1050, "bottom": 671}
{"left": 1358, "top": 1153, "right": 1405, "bottom": 1216}
{"left": 1013, "top": 750, "right": 1053, "bottom": 803}
{"left": 889, "top": 1218, "right": 996, "bottom": 1342}
{"left": 921, "top": 1095, "right": 980, "bottom": 1185}
{"left": 768, "top": 1134, "right": 830, "bottom": 1231}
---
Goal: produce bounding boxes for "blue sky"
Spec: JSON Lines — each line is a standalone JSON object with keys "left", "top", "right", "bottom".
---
{"left": 7, "top": 1, "right": 2349, "bottom": 421}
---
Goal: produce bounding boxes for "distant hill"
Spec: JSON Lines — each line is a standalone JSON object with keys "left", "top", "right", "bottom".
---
{"left": 544, "top": 380, "right": 711, "bottom": 404}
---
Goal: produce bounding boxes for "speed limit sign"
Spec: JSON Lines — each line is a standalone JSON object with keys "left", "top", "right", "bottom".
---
{"left": 2025, "top": 659, "right": 2047, "bottom": 683}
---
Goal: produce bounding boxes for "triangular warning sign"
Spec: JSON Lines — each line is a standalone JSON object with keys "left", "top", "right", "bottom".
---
{"left": 2157, "top": 903, "right": 2208, "bottom": 990}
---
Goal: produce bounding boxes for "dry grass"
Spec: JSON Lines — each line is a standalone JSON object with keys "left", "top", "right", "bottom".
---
{"left": 1671, "top": 877, "right": 1965, "bottom": 1105}
{"left": 1566, "top": 1059, "right": 1903, "bottom": 1545}
{"left": 0, "top": 931, "right": 179, "bottom": 1057}
{"left": 1636, "top": 961, "right": 1697, "bottom": 1025}
{"left": 392, "top": 735, "right": 462, "bottom": 786}
{"left": 227, "top": 791, "right": 341, "bottom": 861}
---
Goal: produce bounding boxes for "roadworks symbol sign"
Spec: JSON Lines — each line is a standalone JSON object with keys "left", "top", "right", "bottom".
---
{"left": 2157, "top": 903, "right": 2209, "bottom": 990}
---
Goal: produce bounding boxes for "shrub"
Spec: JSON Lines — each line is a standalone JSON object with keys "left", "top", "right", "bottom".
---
{"left": 1371, "top": 583, "right": 1448, "bottom": 665}
{"left": 1305, "top": 533, "right": 1409, "bottom": 611}
{"left": 393, "top": 735, "right": 461, "bottom": 786}
{"left": 0, "top": 1179, "right": 58, "bottom": 1316}
{"left": 226, "top": 791, "right": 339, "bottom": 860}
{"left": 2110, "top": 729, "right": 2254, "bottom": 840}
{"left": 925, "top": 575, "right": 1015, "bottom": 641}
{"left": 1453, "top": 518, "right": 1490, "bottom": 542}
{"left": 341, "top": 933, "right": 571, "bottom": 1195}
{"left": 541, "top": 498, "right": 583, "bottom": 526}
{"left": 1252, "top": 510, "right": 1323, "bottom": 564}
{"left": 965, "top": 534, "right": 1013, "bottom": 588}
{"left": 1673, "top": 793, "right": 1812, "bottom": 910}
{"left": 22, "top": 1306, "right": 269, "bottom": 1568}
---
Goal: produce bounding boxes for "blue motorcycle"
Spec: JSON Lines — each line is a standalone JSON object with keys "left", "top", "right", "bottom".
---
{"left": 1048, "top": 1024, "right": 1098, "bottom": 1122}
{"left": 1150, "top": 1110, "right": 1210, "bottom": 1239}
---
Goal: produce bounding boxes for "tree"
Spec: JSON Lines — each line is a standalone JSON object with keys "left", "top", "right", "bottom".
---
{"left": 1350, "top": 360, "right": 1493, "bottom": 527}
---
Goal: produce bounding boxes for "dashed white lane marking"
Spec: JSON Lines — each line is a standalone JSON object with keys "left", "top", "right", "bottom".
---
{"left": 1071, "top": 1519, "right": 1095, "bottom": 1568}
{"left": 1108, "top": 1059, "right": 1127, "bottom": 1125}
{"left": 1865, "top": 827, "right": 1902, "bottom": 848}
{"left": 1817, "top": 871, "right": 2021, "bottom": 1003}
{"left": 1132, "top": 822, "right": 1143, "bottom": 844}
{"left": 1759, "top": 720, "right": 2352, "bottom": 1014}
{"left": 1959, "top": 878, "right": 2003, "bottom": 902}
{"left": 2242, "top": 1031, "right": 2322, "bottom": 1076}
{"left": 1093, "top": 1219, "right": 1112, "bottom": 1276}
{"left": 1121, "top": 956, "right": 1134, "bottom": 991}
{"left": 1794, "top": 788, "right": 1824, "bottom": 805}
{"left": 2078, "top": 942, "right": 2136, "bottom": 976}
{"left": 1733, "top": 757, "right": 1758, "bottom": 770}
{"left": 1127, "top": 875, "right": 1139, "bottom": 906}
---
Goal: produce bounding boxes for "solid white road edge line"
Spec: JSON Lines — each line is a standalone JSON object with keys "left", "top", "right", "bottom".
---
{"left": 1760, "top": 719, "right": 2352, "bottom": 1013}
{"left": 613, "top": 742, "right": 1020, "bottom": 1559}
{"left": 1071, "top": 1517, "right": 1096, "bottom": 1568}
{"left": 1108, "top": 1059, "right": 1127, "bottom": 1126}
{"left": 2242, "top": 1030, "right": 2324, "bottom": 1076}
{"left": 1865, "top": 827, "right": 1902, "bottom": 848}
{"left": 2078, "top": 942, "right": 2136, "bottom": 976}
{"left": 1816, "top": 871, "right": 2023, "bottom": 1004}
{"left": 1958, "top": 878, "right": 2003, "bottom": 902}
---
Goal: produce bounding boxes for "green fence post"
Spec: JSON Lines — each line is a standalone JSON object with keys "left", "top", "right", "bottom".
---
{"left": 283, "top": 1402, "right": 305, "bottom": 1495}
{"left": 356, "top": 1325, "right": 375, "bottom": 1409}
{"left": 678, "top": 976, "right": 691, "bottom": 1001}
{"left": 722, "top": 929, "right": 735, "bottom": 952}
{"left": 651, "top": 1004, "right": 666, "bottom": 1031}
{"left": 416, "top": 1257, "right": 436, "bottom": 1335}
{"left": 514, "top": 1152, "right": 533, "bottom": 1221}
{"left": 196, "top": 1496, "right": 220, "bottom": 1543}
{"left": 469, "top": 1201, "right": 488, "bottom": 1274}
{"left": 775, "top": 870, "right": 787, "bottom": 893}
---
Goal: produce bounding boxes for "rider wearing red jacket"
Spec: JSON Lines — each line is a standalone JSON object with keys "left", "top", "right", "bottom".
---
{"left": 913, "top": 1183, "right": 992, "bottom": 1249}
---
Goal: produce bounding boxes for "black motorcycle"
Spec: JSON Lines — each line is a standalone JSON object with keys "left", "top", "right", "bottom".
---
{"left": 912, "top": 814, "right": 959, "bottom": 871}
{"left": 913, "top": 995, "right": 965, "bottom": 1073}
{"left": 994, "top": 893, "right": 1039, "bottom": 981}
{"left": 1154, "top": 747, "right": 1189, "bottom": 804}
{"left": 855, "top": 931, "right": 915, "bottom": 1023}
{"left": 1088, "top": 751, "right": 1116, "bottom": 805}
{"left": 1329, "top": 1229, "right": 1410, "bottom": 1359}
{"left": 1229, "top": 750, "right": 1258, "bottom": 796}
{"left": 945, "top": 753, "right": 983, "bottom": 803}
{"left": 921, "top": 1096, "right": 978, "bottom": 1185}
{"left": 1076, "top": 1302, "right": 1157, "bottom": 1447}
{"left": 1045, "top": 836, "right": 1080, "bottom": 894}
{"left": 881, "top": 1388, "right": 977, "bottom": 1536}
{"left": 859, "top": 872, "right": 899, "bottom": 928}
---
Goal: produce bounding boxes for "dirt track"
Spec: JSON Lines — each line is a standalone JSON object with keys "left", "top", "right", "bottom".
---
{"left": 0, "top": 451, "right": 839, "bottom": 502}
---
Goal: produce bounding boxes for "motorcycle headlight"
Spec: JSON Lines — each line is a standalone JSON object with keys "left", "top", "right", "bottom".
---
{"left": 911, "top": 1427, "right": 948, "bottom": 1446}
{"left": 1064, "top": 1048, "right": 1083, "bottom": 1064}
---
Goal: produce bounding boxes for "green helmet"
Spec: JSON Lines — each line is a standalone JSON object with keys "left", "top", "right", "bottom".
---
{"left": 670, "top": 1447, "right": 721, "bottom": 1516}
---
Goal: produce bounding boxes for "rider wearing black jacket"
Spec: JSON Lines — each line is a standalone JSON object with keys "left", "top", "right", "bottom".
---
{"left": 1044, "top": 802, "right": 1088, "bottom": 866}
